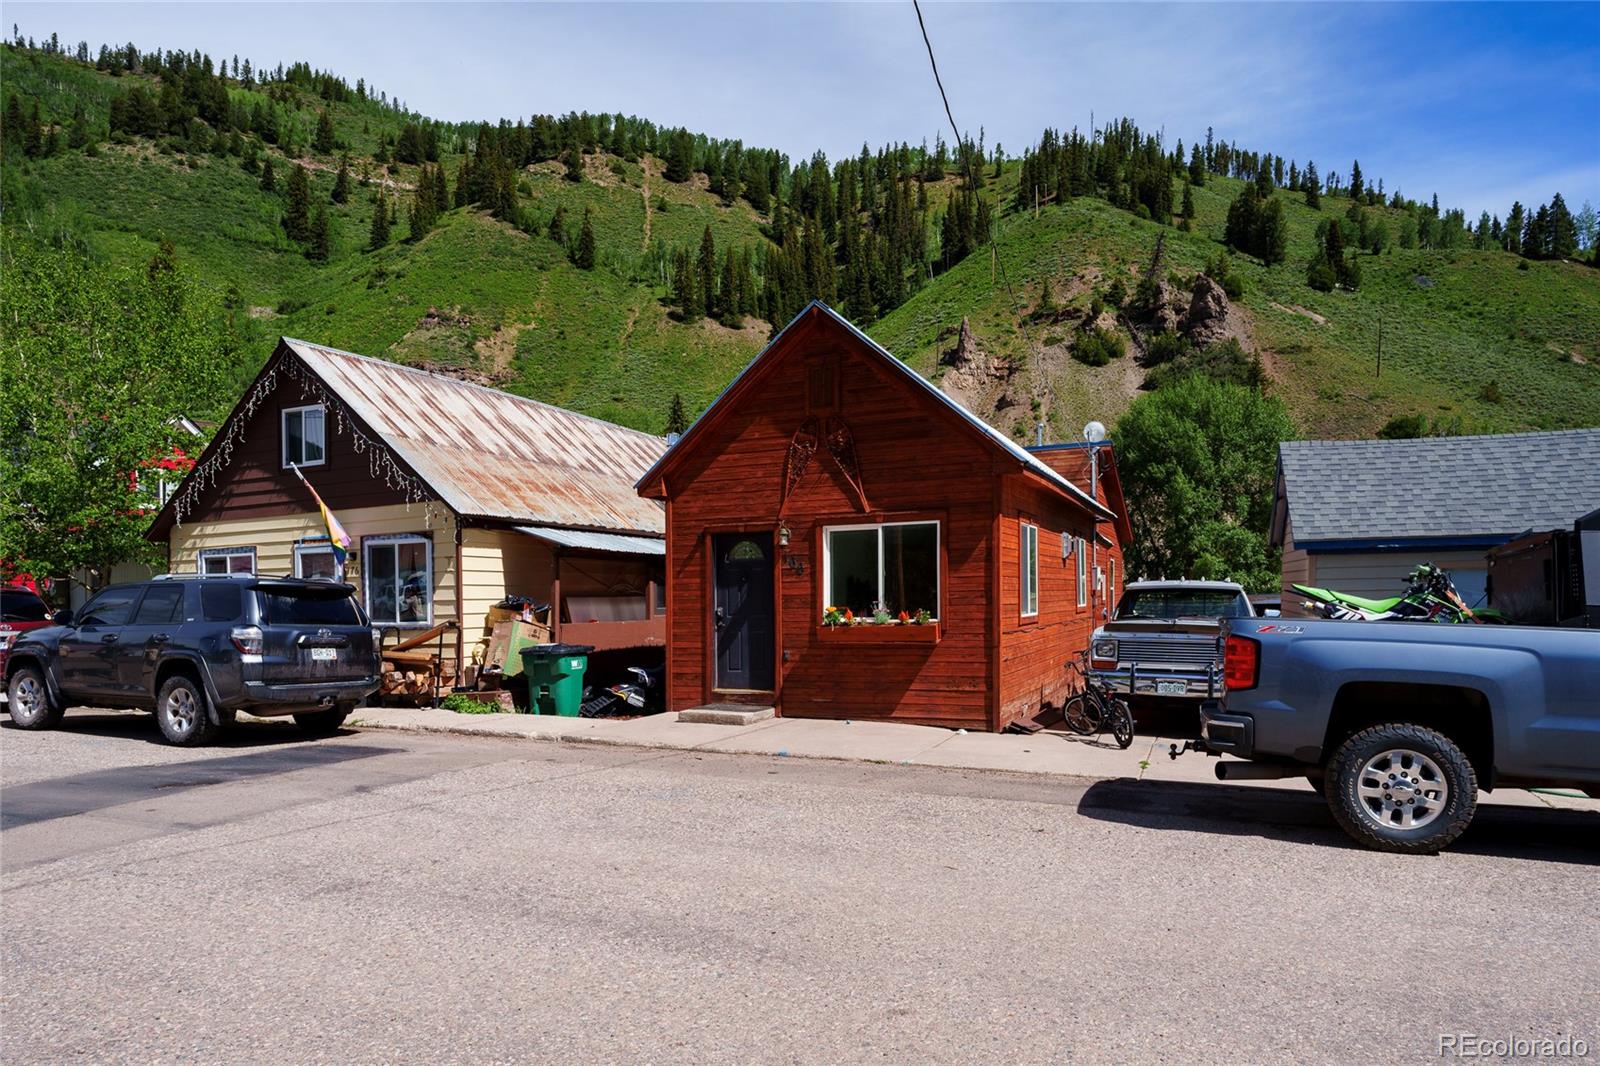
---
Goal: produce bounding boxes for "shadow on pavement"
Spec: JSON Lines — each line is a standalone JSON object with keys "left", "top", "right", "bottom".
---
{"left": 1077, "top": 777, "right": 1599, "bottom": 865}
{"left": 1, "top": 710, "right": 352, "bottom": 749}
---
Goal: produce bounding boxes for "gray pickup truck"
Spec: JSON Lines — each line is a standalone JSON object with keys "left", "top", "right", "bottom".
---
{"left": 1191, "top": 618, "right": 1600, "bottom": 853}
{"left": 1089, "top": 580, "right": 1253, "bottom": 702}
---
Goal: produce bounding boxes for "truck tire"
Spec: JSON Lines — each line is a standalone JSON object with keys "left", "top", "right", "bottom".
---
{"left": 1325, "top": 723, "right": 1478, "bottom": 854}
{"left": 6, "top": 664, "right": 64, "bottom": 730}
{"left": 155, "top": 674, "right": 218, "bottom": 746}
{"left": 293, "top": 708, "right": 349, "bottom": 736}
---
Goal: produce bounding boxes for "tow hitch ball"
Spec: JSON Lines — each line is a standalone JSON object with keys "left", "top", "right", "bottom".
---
{"left": 1169, "top": 740, "right": 1202, "bottom": 761}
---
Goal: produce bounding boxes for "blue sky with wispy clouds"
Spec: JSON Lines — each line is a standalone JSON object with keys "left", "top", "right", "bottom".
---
{"left": 12, "top": 2, "right": 1598, "bottom": 219}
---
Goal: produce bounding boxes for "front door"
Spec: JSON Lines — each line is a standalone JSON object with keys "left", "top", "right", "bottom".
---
{"left": 713, "top": 533, "right": 775, "bottom": 691}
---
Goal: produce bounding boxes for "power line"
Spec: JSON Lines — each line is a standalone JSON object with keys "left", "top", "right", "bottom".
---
{"left": 910, "top": 0, "right": 1052, "bottom": 438}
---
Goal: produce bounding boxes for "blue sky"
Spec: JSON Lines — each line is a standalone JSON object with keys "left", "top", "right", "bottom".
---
{"left": 12, "top": 2, "right": 1599, "bottom": 219}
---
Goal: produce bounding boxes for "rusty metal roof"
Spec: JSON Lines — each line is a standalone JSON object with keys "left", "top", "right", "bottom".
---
{"left": 285, "top": 339, "right": 667, "bottom": 534}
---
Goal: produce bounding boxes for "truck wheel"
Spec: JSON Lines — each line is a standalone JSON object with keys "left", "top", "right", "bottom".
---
{"left": 155, "top": 675, "right": 218, "bottom": 746}
{"left": 293, "top": 708, "right": 349, "bottom": 736}
{"left": 6, "top": 665, "right": 64, "bottom": 730}
{"left": 1325, "top": 723, "right": 1477, "bottom": 854}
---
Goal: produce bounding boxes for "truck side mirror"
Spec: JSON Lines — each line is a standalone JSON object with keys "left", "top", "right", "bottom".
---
{"left": 52, "top": 609, "right": 74, "bottom": 626}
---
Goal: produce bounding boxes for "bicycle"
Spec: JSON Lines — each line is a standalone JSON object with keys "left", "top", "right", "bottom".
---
{"left": 1061, "top": 654, "right": 1136, "bottom": 750}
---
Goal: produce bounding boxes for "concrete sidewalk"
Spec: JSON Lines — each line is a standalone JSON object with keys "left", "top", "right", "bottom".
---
{"left": 345, "top": 705, "right": 1597, "bottom": 812}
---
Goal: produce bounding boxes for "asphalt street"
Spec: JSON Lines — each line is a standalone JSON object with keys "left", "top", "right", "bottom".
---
{"left": 2, "top": 712, "right": 1596, "bottom": 1065}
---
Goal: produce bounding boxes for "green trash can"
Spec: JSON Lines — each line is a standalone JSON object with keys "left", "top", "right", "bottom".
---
{"left": 519, "top": 643, "right": 594, "bottom": 716}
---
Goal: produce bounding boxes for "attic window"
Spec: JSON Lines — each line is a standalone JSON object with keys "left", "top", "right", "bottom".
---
{"left": 283, "top": 405, "right": 326, "bottom": 469}
{"left": 806, "top": 358, "right": 839, "bottom": 413}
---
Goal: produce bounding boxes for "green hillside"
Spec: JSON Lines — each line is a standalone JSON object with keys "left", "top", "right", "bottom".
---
{"left": 4, "top": 41, "right": 1597, "bottom": 441}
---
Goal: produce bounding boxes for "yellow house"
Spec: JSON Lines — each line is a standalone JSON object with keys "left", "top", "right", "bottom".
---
{"left": 146, "top": 338, "right": 669, "bottom": 670}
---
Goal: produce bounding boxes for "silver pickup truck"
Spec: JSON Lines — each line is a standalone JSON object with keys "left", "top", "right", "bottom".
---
{"left": 1189, "top": 617, "right": 1600, "bottom": 853}
{"left": 1089, "top": 580, "right": 1253, "bottom": 701}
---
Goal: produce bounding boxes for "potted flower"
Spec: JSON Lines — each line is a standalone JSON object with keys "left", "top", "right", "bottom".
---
{"left": 897, "top": 610, "right": 911, "bottom": 625}
{"left": 823, "top": 605, "right": 844, "bottom": 628}
{"left": 913, "top": 608, "right": 932, "bottom": 625}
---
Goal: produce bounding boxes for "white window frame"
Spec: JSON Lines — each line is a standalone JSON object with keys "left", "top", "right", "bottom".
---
{"left": 1020, "top": 522, "right": 1039, "bottom": 618}
{"left": 282, "top": 404, "right": 327, "bottom": 469}
{"left": 362, "top": 534, "right": 433, "bottom": 627}
{"left": 200, "top": 546, "right": 256, "bottom": 575}
{"left": 1075, "top": 537, "right": 1088, "bottom": 607}
{"left": 820, "top": 519, "right": 941, "bottom": 621}
{"left": 294, "top": 539, "right": 339, "bottom": 580}
{"left": 1109, "top": 557, "right": 1117, "bottom": 603}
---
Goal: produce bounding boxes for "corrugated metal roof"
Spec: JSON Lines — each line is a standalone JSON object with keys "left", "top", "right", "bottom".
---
{"left": 284, "top": 339, "right": 667, "bottom": 534}
{"left": 636, "top": 302, "right": 1113, "bottom": 520}
{"left": 515, "top": 525, "right": 665, "bottom": 555}
{"left": 1280, "top": 429, "right": 1600, "bottom": 543}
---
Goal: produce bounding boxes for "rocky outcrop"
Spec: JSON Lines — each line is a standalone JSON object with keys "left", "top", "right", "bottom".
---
{"left": 1179, "top": 276, "right": 1231, "bottom": 347}
{"left": 940, "top": 317, "right": 1014, "bottom": 412}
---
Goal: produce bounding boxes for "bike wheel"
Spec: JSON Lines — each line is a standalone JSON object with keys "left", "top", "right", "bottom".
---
{"left": 1108, "top": 698, "right": 1136, "bottom": 750}
{"left": 1063, "top": 693, "right": 1101, "bottom": 735}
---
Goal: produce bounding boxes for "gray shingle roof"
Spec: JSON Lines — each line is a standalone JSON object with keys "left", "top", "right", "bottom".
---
{"left": 1279, "top": 429, "right": 1600, "bottom": 544}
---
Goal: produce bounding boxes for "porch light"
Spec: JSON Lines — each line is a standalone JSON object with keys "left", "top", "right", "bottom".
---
{"left": 778, "top": 522, "right": 791, "bottom": 547}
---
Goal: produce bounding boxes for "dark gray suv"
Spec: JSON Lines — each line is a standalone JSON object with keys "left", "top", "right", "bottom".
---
{"left": 3, "top": 575, "right": 381, "bottom": 745}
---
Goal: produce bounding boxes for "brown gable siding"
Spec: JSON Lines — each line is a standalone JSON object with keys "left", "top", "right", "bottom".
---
{"left": 167, "top": 353, "right": 419, "bottom": 529}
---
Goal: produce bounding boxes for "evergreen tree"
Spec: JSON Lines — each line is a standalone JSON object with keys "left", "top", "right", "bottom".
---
{"left": 664, "top": 392, "right": 689, "bottom": 435}
{"left": 1548, "top": 193, "right": 1578, "bottom": 259}
{"left": 1181, "top": 181, "right": 1196, "bottom": 222}
{"left": 1348, "top": 159, "right": 1363, "bottom": 202}
{"left": 368, "top": 190, "right": 390, "bottom": 248}
{"left": 307, "top": 205, "right": 331, "bottom": 261}
{"left": 673, "top": 248, "right": 700, "bottom": 321}
{"left": 547, "top": 204, "right": 567, "bottom": 246}
{"left": 331, "top": 159, "right": 350, "bottom": 203}
{"left": 1188, "top": 141, "right": 1205, "bottom": 186}
{"left": 564, "top": 144, "right": 584, "bottom": 183}
{"left": 573, "top": 208, "right": 597, "bottom": 269}
{"left": 697, "top": 225, "right": 717, "bottom": 315}
{"left": 283, "top": 163, "right": 311, "bottom": 242}
{"left": 1302, "top": 160, "right": 1321, "bottom": 209}
{"left": 1504, "top": 201, "right": 1525, "bottom": 255}
{"left": 719, "top": 251, "right": 741, "bottom": 327}
{"left": 313, "top": 109, "right": 335, "bottom": 154}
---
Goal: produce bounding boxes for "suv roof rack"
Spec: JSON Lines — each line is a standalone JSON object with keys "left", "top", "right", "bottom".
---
{"left": 150, "top": 572, "right": 257, "bottom": 581}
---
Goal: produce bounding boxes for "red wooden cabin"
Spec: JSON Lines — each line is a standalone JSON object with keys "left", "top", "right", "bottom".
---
{"left": 636, "top": 302, "right": 1122, "bottom": 732}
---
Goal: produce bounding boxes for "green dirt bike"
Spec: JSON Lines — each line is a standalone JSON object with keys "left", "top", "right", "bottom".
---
{"left": 1294, "top": 563, "right": 1505, "bottom": 625}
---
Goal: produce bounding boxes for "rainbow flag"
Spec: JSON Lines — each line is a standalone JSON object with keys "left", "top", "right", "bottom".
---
{"left": 291, "top": 465, "right": 351, "bottom": 576}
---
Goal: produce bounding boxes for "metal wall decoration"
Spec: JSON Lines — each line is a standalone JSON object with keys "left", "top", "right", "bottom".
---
{"left": 781, "top": 417, "right": 820, "bottom": 513}
{"left": 780, "top": 414, "right": 868, "bottom": 514}
{"left": 824, "top": 416, "right": 868, "bottom": 512}
{"left": 782, "top": 553, "right": 807, "bottom": 576}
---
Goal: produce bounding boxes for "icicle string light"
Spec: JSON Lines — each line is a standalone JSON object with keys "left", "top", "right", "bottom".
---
{"left": 171, "top": 355, "right": 438, "bottom": 527}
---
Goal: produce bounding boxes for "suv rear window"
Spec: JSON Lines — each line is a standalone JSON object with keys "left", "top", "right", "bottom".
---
{"left": 1115, "top": 588, "right": 1253, "bottom": 620}
{"left": 1, "top": 587, "right": 48, "bottom": 622}
{"left": 259, "top": 588, "right": 361, "bottom": 626}
{"left": 201, "top": 584, "right": 244, "bottom": 622}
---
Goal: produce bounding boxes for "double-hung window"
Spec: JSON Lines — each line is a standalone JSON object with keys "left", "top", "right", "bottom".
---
{"left": 823, "top": 521, "right": 939, "bottom": 620}
{"left": 295, "top": 540, "right": 339, "bottom": 581}
{"left": 282, "top": 404, "right": 326, "bottom": 468}
{"left": 1075, "top": 537, "right": 1088, "bottom": 607}
{"left": 364, "top": 535, "right": 432, "bottom": 626}
{"left": 1020, "top": 523, "right": 1039, "bottom": 617}
{"left": 201, "top": 546, "right": 256, "bottom": 575}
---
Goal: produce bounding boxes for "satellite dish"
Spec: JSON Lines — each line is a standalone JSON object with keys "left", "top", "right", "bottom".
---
{"left": 1083, "top": 421, "right": 1107, "bottom": 443}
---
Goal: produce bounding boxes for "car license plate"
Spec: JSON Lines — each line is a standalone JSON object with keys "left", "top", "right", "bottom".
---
{"left": 1156, "top": 680, "right": 1187, "bottom": 696}
{"left": 310, "top": 647, "right": 337, "bottom": 662}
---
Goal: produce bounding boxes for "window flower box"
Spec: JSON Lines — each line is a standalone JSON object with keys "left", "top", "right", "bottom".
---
{"left": 817, "top": 622, "right": 941, "bottom": 644}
